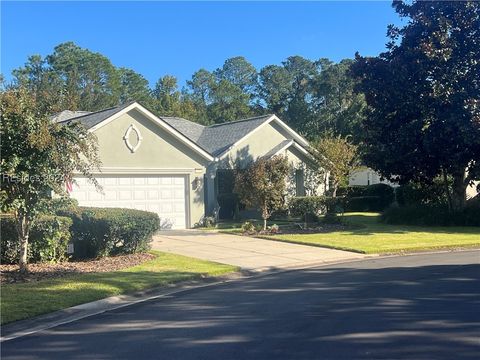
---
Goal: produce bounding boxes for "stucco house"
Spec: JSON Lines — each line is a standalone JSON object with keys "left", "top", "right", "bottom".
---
{"left": 54, "top": 101, "right": 324, "bottom": 229}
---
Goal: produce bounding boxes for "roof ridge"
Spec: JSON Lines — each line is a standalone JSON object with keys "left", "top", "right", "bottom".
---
{"left": 57, "top": 101, "right": 135, "bottom": 123}
{"left": 160, "top": 116, "right": 206, "bottom": 128}
{"left": 207, "top": 114, "right": 273, "bottom": 128}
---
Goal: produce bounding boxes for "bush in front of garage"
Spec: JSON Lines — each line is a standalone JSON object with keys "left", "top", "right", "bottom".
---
{"left": 59, "top": 207, "right": 160, "bottom": 259}
{"left": 1, "top": 215, "right": 72, "bottom": 264}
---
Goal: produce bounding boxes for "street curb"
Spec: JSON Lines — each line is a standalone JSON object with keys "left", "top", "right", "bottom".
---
{"left": 2, "top": 248, "right": 477, "bottom": 342}
{"left": 0, "top": 255, "right": 374, "bottom": 342}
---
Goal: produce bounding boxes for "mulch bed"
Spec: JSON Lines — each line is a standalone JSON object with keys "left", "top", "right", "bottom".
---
{"left": 242, "top": 223, "right": 353, "bottom": 236}
{"left": 0, "top": 253, "right": 156, "bottom": 284}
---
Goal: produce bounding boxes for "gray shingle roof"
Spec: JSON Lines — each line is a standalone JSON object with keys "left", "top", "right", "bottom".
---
{"left": 51, "top": 110, "right": 92, "bottom": 123}
{"left": 160, "top": 116, "right": 205, "bottom": 142}
{"left": 162, "top": 114, "right": 273, "bottom": 156}
{"left": 57, "top": 102, "right": 134, "bottom": 129}
{"left": 57, "top": 101, "right": 274, "bottom": 157}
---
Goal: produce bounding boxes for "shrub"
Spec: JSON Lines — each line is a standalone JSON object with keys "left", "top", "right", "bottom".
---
{"left": 1, "top": 215, "right": 72, "bottom": 264}
{"left": 195, "top": 216, "right": 216, "bottom": 228}
{"left": 364, "top": 184, "right": 395, "bottom": 207}
{"left": 381, "top": 203, "right": 480, "bottom": 226}
{"left": 395, "top": 180, "right": 449, "bottom": 206}
{"left": 48, "top": 197, "right": 79, "bottom": 214}
{"left": 241, "top": 221, "right": 256, "bottom": 234}
{"left": 268, "top": 224, "right": 280, "bottom": 234}
{"left": 60, "top": 207, "right": 160, "bottom": 259}
{"left": 289, "top": 196, "right": 325, "bottom": 225}
{"left": 345, "top": 196, "right": 384, "bottom": 211}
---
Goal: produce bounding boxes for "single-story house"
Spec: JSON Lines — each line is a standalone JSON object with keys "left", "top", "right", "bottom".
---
{"left": 349, "top": 167, "right": 398, "bottom": 187}
{"left": 54, "top": 101, "right": 325, "bottom": 229}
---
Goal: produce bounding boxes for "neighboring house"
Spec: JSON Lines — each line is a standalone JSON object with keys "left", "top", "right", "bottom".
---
{"left": 349, "top": 167, "right": 398, "bottom": 187}
{"left": 53, "top": 101, "right": 324, "bottom": 229}
{"left": 467, "top": 181, "right": 479, "bottom": 200}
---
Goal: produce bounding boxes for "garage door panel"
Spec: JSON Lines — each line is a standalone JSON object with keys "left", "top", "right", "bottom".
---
{"left": 71, "top": 175, "right": 187, "bottom": 229}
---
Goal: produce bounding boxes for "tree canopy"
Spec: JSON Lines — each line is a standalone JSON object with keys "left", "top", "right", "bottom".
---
{"left": 0, "top": 87, "right": 101, "bottom": 271}
{"left": 10, "top": 42, "right": 365, "bottom": 140}
{"left": 352, "top": 0, "right": 480, "bottom": 211}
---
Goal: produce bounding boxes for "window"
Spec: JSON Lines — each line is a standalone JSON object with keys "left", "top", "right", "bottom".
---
{"left": 295, "top": 169, "right": 305, "bottom": 196}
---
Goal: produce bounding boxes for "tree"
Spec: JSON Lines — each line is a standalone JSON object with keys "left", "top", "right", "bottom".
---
{"left": 118, "top": 68, "right": 151, "bottom": 104}
{"left": 208, "top": 79, "right": 252, "bottom": 123}
{"left": 352, "top": 0, "right": 480, "bottom": 212}
{"left": 234, "top": 156, "right": 290, "bottom": 230}
{"left": 257, "top": 56, "right": 318, "bottom": 136}
{"left": 215, "top": 57, "right": 258, "bottom": 96}
{"left": 153, "top": 75, "right": 181, "bottom": 115}
{"left": 312, "top": 134, "right": 359, "bottom": 197}
{"left": 310, "top": 59, "right": 366, "bottom": 139}
{"left": 0, "top": 88, "right": 101, "bottom": 272}
{"left": 14, "top": 42, "right": 123, "bottom": 112}
{"left": 12, "top": 55, "right": 65, "bottom": 114}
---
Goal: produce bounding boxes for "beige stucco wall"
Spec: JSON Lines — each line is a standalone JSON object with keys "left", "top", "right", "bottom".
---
{"left": 204, "top": 121, "right": 326, "bottom": 214}
{"left": 92, "top": 109, "right": 209, "bottom": 227}
{"left": 226, "top": 122, "right": 289, "bottom": 166}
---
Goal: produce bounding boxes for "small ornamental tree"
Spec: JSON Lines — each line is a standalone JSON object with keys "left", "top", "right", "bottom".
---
{"left": 234, "top": 155, "right": 290, "bottom": 230}
{"left": 0, "top": 88, "right": 101, "bottom": 272}
{"left": 312, "top": 134, "right": 359, "bottom": 197}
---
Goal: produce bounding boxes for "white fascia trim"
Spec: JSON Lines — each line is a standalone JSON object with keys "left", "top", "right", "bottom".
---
{"left": 274, "top": 140, "right": 311, "bottom": 157}
{"left": 269, "top": 115, "right": 309, "bottom": 147}
{"left": 88, "top": 102, "right": 214, "bottom": 161}
{"left": 216, "top": 114, "right": 309, "bottom": 160}
{"left": 76, "top": 167, "right": 203, "bottom": 175}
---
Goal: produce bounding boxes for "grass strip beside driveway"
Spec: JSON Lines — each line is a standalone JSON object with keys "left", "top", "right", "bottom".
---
{"left": 262, "top": 213, "right": 480, "bottom": 254}
{"left": 1, "top": 251, "right": 237, "bottom": 324}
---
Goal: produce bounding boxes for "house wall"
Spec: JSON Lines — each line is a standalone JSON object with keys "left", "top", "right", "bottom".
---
{"left": 349, "top": 167, "right": 398, "bottom": 187}
{"left": 92, "top": 109, "right": 209, "bottom": 226}
{"left": 227, "top": 122, "right": 289, "bottom": 167}
{"left": 204, "top": 121, "right": 326, "bottom": 214}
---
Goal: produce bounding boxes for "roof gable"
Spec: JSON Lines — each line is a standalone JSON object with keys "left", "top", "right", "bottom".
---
{"left": 59, "top": 102, "right": 213, "bottom": 161}
{"left": 58, "top": 102, "right": 309, "bottom": 161}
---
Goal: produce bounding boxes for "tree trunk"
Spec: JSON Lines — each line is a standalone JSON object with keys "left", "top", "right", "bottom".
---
{"left": 16, "top": 213, "right": 30, "bottom": 273}
{"left": 332, "top": 182, "right": 339, "bottom": 198}
{"left": 441, "top": 168, "right": 453, "bottom": 213}
{"left": 262, "top": 201, "right": 268, "bottom": 231}
{"left": 451, "top": 170, "right": 468, "bottom": 212}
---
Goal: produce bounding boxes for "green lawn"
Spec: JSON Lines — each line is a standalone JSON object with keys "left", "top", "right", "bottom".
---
{"left": 1, "top": 251, "right": 237, "bottom": 324}
{"left": 263, "top": 213, "right": 480, "bottom": 254}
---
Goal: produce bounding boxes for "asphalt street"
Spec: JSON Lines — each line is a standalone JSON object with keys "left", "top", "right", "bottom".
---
{"left": 2, "top": 251, "right": 479, "bottom": 360}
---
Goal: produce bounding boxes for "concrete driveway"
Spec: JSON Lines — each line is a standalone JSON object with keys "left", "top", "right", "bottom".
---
{"left": 152, "top": 230, "right": 366, "bottom": 270}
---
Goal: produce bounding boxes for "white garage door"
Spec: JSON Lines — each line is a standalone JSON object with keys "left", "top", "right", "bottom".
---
{"left": 71, "top": 175, "right": 187, "bottom": 229}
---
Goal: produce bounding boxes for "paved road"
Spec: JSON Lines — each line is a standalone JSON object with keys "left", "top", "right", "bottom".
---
{"left": 2, "top": 251, "right": 479, "bottom": 360}
{"left": 152, "top": 230, "right": 365, "bottom": 270}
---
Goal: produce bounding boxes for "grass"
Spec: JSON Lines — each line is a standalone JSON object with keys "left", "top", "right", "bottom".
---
{"left": 1, "top": 251, "right": 237, "bottom": 324}
{"left": 263, "top": 212, "right": 480, "bottom": 254}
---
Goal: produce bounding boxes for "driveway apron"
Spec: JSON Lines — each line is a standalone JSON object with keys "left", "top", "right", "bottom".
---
{"left": 152, "top": 230, "right": 366, "bottom": 270}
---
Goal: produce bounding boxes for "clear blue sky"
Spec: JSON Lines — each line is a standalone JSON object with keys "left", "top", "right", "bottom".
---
{"left": 1, "top": 1, "right": 404, "bottom": 87}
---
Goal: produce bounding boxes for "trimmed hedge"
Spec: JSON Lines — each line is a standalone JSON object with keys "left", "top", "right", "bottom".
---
{"left": 1, "top": 215, "right": 72, "bottom": 264}
{"left": 346, "top": 196, "right": 384, "bottom": 212}
{"left": 343, "top": 184, "right": 395, "bottom": 211}
{"left": 381, "top": 203, "right": 480, "bottom": 227}
{"left": 288, "top": 196, "right": 346, "bottom": 224}
{"left": 289, "top": 196, "right": 324, "bottom": 223}
{"left": 395, "top": 182, "right": 448, "bottom": 206}
{"left": 59, "top": 207, "right": 160, "bottom": 259}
